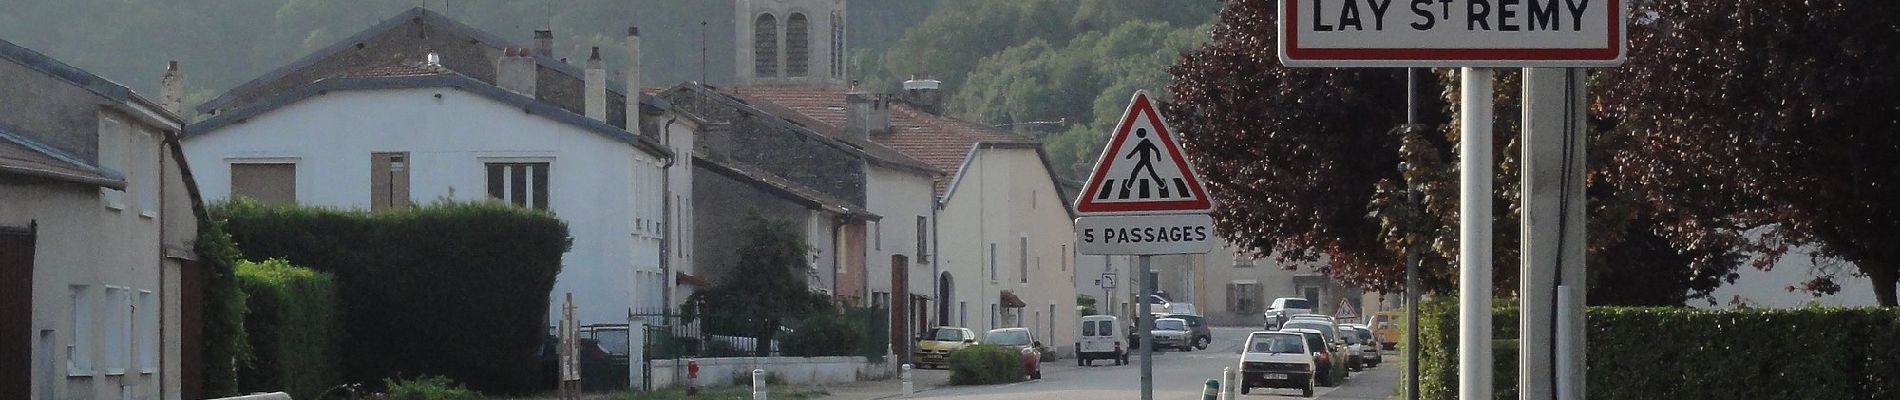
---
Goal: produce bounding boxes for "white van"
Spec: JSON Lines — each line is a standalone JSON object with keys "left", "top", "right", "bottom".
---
{"left": 1075, "top": 315, "right": 1128, "bottom": 366}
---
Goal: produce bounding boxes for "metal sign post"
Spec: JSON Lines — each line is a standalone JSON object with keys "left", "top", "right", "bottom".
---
{"left": 1073, "top": 91, "right": 1215, "bottom": 400}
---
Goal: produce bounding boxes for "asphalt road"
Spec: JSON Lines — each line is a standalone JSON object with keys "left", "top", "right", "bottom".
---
{"left": 907, "top": 326, "right": 1399, "bottom": 400}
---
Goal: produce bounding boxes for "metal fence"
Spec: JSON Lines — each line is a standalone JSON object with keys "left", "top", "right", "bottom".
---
{"left": 625, "top": 307, "right": 889, "bottom": 391}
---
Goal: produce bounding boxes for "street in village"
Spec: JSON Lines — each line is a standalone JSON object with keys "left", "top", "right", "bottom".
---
{"left": 817, "top": 327, "right": 1399, "bottom": 400}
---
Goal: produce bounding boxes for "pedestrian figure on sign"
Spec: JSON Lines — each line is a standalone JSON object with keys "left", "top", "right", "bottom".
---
{"left": 1123, "top": 128, "right": 1167, "bottom": 197}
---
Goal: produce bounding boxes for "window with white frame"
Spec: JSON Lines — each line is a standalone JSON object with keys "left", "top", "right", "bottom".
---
{"left": 135, "top": 128, "right": 159, "bottom": 216}
{"left": 138, "top": 290, "right": 155, "bottom": 372}
{"left": 98, "top": 117, "right": 126, "bottom": 209}
{"left": 485, "top": 162, "right": 550, "bottom": 210}
{"left": 104, "top": 286, "right": 127, "bottom": 374}
{"left": 68, "top": 285, "right": 93, "bottom": 375}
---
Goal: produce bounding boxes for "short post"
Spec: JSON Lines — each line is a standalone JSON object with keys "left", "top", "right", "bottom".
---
{"left": 1221, "top": 367, "right": 1236, "bottom": 400}
{"left": 901, "top": 363, "right": 915, "bottom": 395}
{"left": 752, "top": 369, "right": 767, "bottom": 400}
{"left": 1202, "top": 378, "right": 1220, "bottom": 400}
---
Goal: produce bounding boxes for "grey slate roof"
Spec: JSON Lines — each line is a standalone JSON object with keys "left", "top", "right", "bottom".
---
{"left": 0, "top": 122, "right": 125, "bottom": 189}
{"left": 195, "top": 7, "right": 667, "bottom": 114}
{"left": 693, "top": 155, "right": 878, "bottom": 221}
{"left": 0, "top": 37, "right": 180, "bottom": 124}
{"left": 666, "top": 83, "right": 942, "bottom": 175}
{"left": 185, "top": 69, "right": 673, "bottom": 159}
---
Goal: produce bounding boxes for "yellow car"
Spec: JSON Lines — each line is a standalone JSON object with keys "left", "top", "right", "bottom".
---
{"left": 913, "top": 327, "right": 976, "bottom": 369}
{"left": 1372, "top": 310, "right": 1400, "bottom": 350}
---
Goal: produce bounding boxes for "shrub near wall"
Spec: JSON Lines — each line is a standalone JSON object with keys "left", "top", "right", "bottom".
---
{"left": 948, "top": 344, "right": 1025, "bottom": 385}
{"left": 237, "top": 259, "right": 342, "bottom": 399}
{"left": 1418, "top": 297, "right": 1900, "bottom": 400}
{"left": 213, "top": 199, "right": 570, "bottom": 394}
{"left": 197, "top": 221, "right": 247, "bottom": 397}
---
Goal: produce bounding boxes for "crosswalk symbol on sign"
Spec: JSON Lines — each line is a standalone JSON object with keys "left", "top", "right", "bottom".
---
{"left": 1073, "top": 90, "right": 1213, "bottom": 215}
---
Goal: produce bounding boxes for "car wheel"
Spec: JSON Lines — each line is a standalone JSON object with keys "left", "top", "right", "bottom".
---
{"left": 1031, "top": 370, "right": 1042, "bottom": 380}
{"left": 1240, "top": 385, "right": 1251, "bottom": 395}
{"left": 1302, "top": 382, "right": 1314, "bottom": 397}
{"left": 1196, "top": 336, "right": 1210, "bottom": 350}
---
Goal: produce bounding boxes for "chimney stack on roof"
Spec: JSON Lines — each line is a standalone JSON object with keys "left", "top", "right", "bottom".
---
{"left": 496, "top": 47, "right": 538, "bottom": 97}
{"left": 901, "top": 75, "right": 944, "bottom": 115}
{"left": 533, "top": 30, "right": 554, "bottom": 58}
{"left": 625, "top": 26, "right": 642, "bottom": 133}
{"left": 160, "top": 61, "right": 186, "bottom": 115}
{"left": 846, "top": 82, "right": 889, "bottom": 141}
{"left": 584, "top": 47, "right": 606, "bottom": 121}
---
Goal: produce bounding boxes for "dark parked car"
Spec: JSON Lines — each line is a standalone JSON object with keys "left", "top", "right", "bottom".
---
{"left": 1161, "top": 313, "right": 1212, "bottom": 350}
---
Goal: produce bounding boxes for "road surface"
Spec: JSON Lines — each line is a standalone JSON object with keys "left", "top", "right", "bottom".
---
{"left": 905, "top": 326, "right": 1399, "bottom": 400}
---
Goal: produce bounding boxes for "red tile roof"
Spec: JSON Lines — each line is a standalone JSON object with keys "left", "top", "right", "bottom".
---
{"left": 731, "top": 86, "right": 1037, "bottom": 195}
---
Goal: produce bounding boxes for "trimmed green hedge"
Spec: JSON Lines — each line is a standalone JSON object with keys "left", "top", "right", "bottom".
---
{"left": 1419, "top": 297, "right": 1900, "bottom": 399}
{"left": 948, "top": 344, "right": 1025, "bottom": 385}
{"left": 213, "top": 199, "right": 570, "bottom": 394}
{"left": 197, "top": 221, "right": 247, "bottom": 398}
{"left": 237, "top": 259, "right": 343, "bottom": 399}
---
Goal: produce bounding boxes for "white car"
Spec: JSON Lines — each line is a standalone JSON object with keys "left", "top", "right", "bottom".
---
{"left": 1163, "top": 302, "right": 1198, "bottom": 316}
{"left": 1264, "top": 297, "right": 1313, "bottom": 329}
{"left": 1137, "top": 317, "right": 1193, "bottom": 351}
{"left": 1238, "top": 331, "right": 1316, "bottom": 397}
{"left": 1075, "top": 315, "right": 1127, "bottom": 366}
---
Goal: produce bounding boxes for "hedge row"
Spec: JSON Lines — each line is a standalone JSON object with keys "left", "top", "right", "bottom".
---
{"left": 213, "top": 199, "right": 571, "bottom": 394}
{"left": 196, "top": 221, "right": 246, "bottom": 397}
{"left": 236, "top": 259, "right": 343, "bottom": 399}
{"left": 1418, "top": 297, "right": 1900, "bottom": 399}
{"left": 948, "top": 344, "right": 1025, "bottom": 385}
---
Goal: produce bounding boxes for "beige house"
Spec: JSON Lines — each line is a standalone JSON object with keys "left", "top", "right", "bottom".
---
{"left": 2, "top": 39, "right": 203, "bottom": 400}
{"left": 1136, "top": 238, "right": 1360, "bottom": 327}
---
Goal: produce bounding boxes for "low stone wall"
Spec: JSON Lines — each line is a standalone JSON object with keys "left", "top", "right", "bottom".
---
{"left": 648, "top": 355, "right": 896, "bottom": 390}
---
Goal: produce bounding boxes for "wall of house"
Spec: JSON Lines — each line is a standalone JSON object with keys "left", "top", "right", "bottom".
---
{"left": 182, "top": 87, "right": 666, "bottom": 325}
{"left": 863, "top": 166, "right": 934, "bottom": 326}
{"left": 935, "top": 147, "right": 1078, "bottom": 355}
{"left": 691, "top": 161, "right": 828, "bottom": 291}
{"left": 1, "top": 116, "right": 180, "bottom": 400}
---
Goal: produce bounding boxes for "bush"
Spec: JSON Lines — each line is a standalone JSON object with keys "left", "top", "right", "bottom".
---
{"left": 780, "top": 311, "right": 864, "bottom": 357}
{"left": 947, "top": 344, "right": 1024, "bottom": 385}
{"left": 384, "top": 375, "right": 482, "bottom": 400}
{"left": 197, "top": 221, "right": 247, "bottom": 397}
{"left": 213, "top": 199, "right": 570, "bottom": 395}
{"left": 1418, "top": 297, "right": 1900, "bottom": 399}
{"left": 237, "top": 259, "right": 343, "bottom": 399}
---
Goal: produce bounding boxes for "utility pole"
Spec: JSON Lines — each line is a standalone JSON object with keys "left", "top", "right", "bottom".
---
{"left": 1138, "top": 255, "right": 1155, "bottom": 400}
{"left": 1403, "top": 67, "right": 1423, "bottom": 400}
{"left": 1458, "top": 67, "right": 1495, "bottom": 400}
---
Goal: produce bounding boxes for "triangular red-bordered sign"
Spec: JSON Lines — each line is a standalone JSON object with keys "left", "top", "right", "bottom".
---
{"left": 1073, "top": 90, "right": 1212, "bottom": 215}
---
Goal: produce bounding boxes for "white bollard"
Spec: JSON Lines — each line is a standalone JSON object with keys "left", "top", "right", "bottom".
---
{"left": 752, "top": 368, "right": 768, "bottom": 400}
{"left": 1221, "top": 367, "right": 1237, "bottom": 400}
{"left": 902, "top": 363, "right": 915, "bottom": 395}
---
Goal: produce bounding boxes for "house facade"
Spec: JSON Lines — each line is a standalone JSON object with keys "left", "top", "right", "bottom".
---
{"left": 185, "top": 7, "right": 695, "bottom": 326}
{"left": 1, "top": 39, "right": 202, "bottom": 400}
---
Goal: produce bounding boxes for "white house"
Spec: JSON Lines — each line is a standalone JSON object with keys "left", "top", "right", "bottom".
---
{"left": 2, "top": 39, "right": 202, "bottom": 400}
{"left": 183, "top": 53, "right": 690, "bottom": 326}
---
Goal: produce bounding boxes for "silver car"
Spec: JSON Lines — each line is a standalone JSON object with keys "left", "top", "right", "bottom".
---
{"left": 1131, "top": 317, "right": 1194, "bottom": 351}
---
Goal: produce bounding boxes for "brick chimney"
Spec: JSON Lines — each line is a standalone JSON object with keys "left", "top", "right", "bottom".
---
{"left": 496, "top": 47, "right": 537, "bottom": 97}
{"left": 625, "top": 27, "right": 642, "bottom": 133}
{"left": 585, "top": 47, "right": 606, "bottom": 121}
{"left": 159, "top": 61, "right": 185, "bottom": 115}
{"left": 901, "top": 76, "right": 944, "bottom": 115}
{"left": 533, "top": 30, "right": 554, "bottom": 58}
{"left": 845, "top": 82, "right": 889, "bottom": 141}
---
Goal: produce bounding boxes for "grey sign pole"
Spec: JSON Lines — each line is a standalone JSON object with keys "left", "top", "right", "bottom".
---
{"left": 1404, "top": 67, "right": 1422, "bottom": 400}
{"left": 1138, "top": 255, "right": 1154, "bottom": 400}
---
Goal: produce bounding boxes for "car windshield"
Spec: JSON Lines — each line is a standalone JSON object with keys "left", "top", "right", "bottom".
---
{"left": 1282, "top": 299, "right": 1311, "bottom": 309}
{"left": 592, "top": 330, "right": 630, "bottom": 356}
{"left": 932, "top": 328, "right": 963, "bottom": 341}
{"left": 1165, "top": 315, "right": 1203, "bottom": 327}
{"left": 1358, "top": 329, "right": 1374, "bottom": 341}
{"left": 1249, "top": 334, "right": 1306, "bottom": 354}
{"left": 986, "top": 330, "right": 1030, "bottom": 346}
{"left": 1283, "top": 322, "right": 1334, "bottom": 342}
{"left": 1156, "top": 319, "right": 1187, "bottom": 331}
{"left": 1301, "top": 333, "right": 1327, "bottom": 353}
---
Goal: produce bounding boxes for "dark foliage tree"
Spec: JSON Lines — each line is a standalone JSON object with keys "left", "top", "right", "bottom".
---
{"left": 1599, "top": 0, "right": 1900, "bottom": 305}
{"left": 682, "top": 212, "right": 833, "bottom": 355}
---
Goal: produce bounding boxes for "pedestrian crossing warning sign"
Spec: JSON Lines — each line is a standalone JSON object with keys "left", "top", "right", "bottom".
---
{"left": 1074, "top": 90, "right": 1212, "bottom": 215}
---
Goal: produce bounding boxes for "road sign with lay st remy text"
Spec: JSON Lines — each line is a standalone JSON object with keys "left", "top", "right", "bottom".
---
{"left": 1073, "top": 90, "right": 1214, "bottom": 256}
{"left": 1279, "top": 0, "right": 1626, "bottom": 67}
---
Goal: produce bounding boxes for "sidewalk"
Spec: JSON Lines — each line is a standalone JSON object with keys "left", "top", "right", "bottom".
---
{"left": 812, "top": 367, "right": 953, "bottom": 399}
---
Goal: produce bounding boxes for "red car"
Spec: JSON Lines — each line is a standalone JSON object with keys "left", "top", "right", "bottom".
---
{"left": 984, "top": 328, "right": 1043, "bottom": 380}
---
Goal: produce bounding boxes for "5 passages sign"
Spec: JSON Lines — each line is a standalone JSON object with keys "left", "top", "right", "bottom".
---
{"left": 1073, "top": 90, "right": 1214, "bottom": 256}
{"left": 1279, "top": 0, "right": 1626, "bottom": 67}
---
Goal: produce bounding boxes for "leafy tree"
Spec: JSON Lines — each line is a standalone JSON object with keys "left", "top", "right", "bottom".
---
{"left": 1598, "top": 0, "right": 1900, "bottom": 305}
{"left": 1165, "top": 0, "right": 1743, "bottom": 305}
{"left": 681, "top": 212, "right": 832, "bottom": 355}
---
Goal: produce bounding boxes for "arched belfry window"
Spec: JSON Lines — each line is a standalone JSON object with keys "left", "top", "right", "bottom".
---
{"left": 831, "top": 11, "right": 845, "bottom": 79}
{"left": 786, "top": 13, "right": 810, "bottom": 77}
{"left": 754, "top": 13, "right": 779, "bottom": 77}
